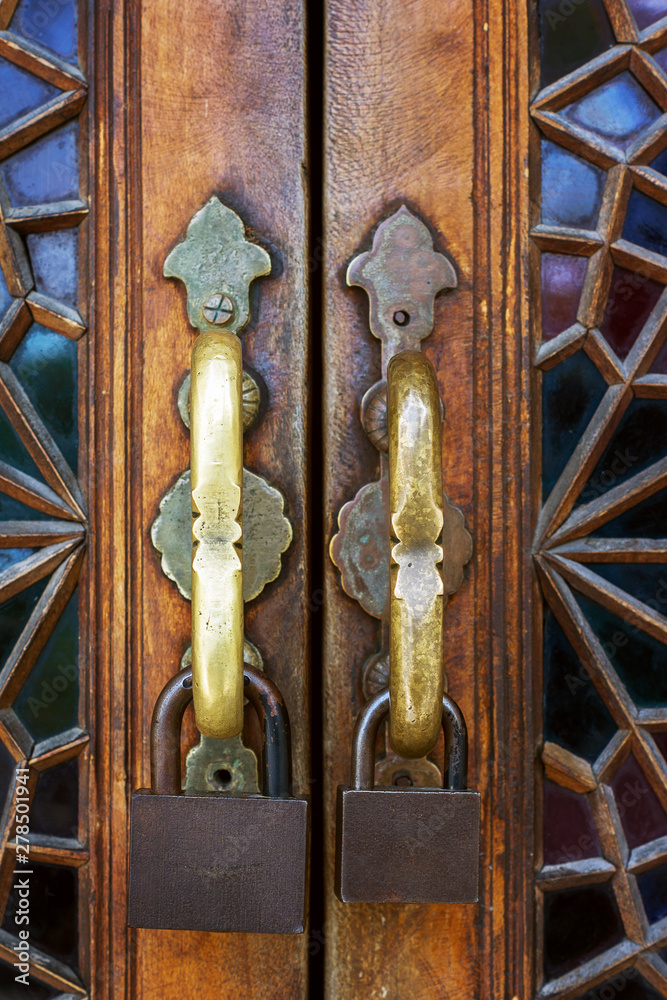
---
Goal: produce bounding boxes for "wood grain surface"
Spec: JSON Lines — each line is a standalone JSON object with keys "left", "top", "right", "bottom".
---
{"left": 90, "top": 0, "right": 310, "bottom": 996}
{"left": 322, "top": 0, "right": 532, "bottom": 996}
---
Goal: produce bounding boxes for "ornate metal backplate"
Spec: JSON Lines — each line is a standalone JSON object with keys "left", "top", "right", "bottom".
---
{"left": 330, "top": 206, "right": 472, "bottom": 785}
{"left": 152, "top": 197, "right": 293, "bottom": 790}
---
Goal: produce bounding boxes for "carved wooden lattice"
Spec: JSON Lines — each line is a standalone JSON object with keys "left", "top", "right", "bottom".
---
{"left": 534, "top": 0, "right": 667, "bottom": 997}
{"left": 0, "top": 0, "right": 88, "bottom": 994}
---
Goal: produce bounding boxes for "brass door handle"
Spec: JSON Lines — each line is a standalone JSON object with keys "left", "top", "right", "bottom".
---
{"left": 190, "top": 330, "right": 244, "bottom": 738}
{"left": 388, "top": 351, "right": 444, "bottom": 759}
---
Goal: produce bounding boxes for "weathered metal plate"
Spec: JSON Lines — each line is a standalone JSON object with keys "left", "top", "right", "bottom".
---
{"left": 335, "top": 786, "right": 480, "bottom": 904}
{"left": 129, "top": 793, "right": 308, "bottom": 934}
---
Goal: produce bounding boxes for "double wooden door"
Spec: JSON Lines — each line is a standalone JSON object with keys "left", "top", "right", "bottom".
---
{"left": 2, "top": 0, "right": 667, "bottom": 996}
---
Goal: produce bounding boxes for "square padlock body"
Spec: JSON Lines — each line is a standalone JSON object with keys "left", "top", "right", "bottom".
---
{"left": 335, "top": 785, "right": 480, "bottom": 904}
{"left": 128, "top": 791, "right": 308, "bottom": 934}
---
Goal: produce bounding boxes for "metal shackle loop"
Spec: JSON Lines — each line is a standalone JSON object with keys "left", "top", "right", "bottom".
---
{"left": 350, "top": 688, "right": 468, "bottom": 792}
{"left": 150, "top": 662, "right": 292, "bottom": 798}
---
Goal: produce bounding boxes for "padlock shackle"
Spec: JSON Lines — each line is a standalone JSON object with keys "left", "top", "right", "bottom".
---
{"left": 350, "top": 689, "right": 468, "bottom": 791}
{"left": 150, "top": 663, "right": 292, "bottom": 798}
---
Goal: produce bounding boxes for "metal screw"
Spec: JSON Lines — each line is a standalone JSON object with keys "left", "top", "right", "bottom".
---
{"left": 203, "top": 293, "right": 234, "bottom": 325}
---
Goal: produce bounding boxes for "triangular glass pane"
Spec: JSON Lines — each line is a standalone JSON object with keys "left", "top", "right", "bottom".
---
{"left": 27, "top": 229, "right": 78, "bottom": 308}
{"left": 591, "top": 486, "right": 667, "bottom": 538}
{"left": 541, "top": 252, "right": 588, "bottom": 341}
{"left": 587, "top": 563, "right": 667, "bottom": 611}
{"left": 579, "top": 399, "right": 667, "bottom": 507}
{"left": 543, "top": 609, "right": 616, "bottom": 762}
{"left": 0, "top": 403, "right": 46, "bottom": 483}
{"left": 577, "top": 593, "right": 667, "bottom": 707}
{"left": 538, "top": 0, "right": 614, "bottom": 89}
{"left": 31, "top": 756, "right": 77, "bottom": 839}
{"left": 572, "top": 976, "right": 664, "bottom": 999}
{"left": 0, "top": 577, "right": 47, "bottom": 668}
{"left": 0, "top": 547, "right": 36, "bottom": 574}
{"left": 611, "top": 753, "right": 667, "bottom": 848}
{"left": 0, "top": 495, "right": 51, "bottom": 521}
{"left": 623, "top": 189, "right": 667, "bottom": 259}
{"left": 562, "top": 73, "right": 660, "bottom": 151}
{"left": 542, "top": 350, "right": 607, "bottom": 501}
{"left": 0, "top": 120, "right": 78, "bottom": 208}
{"left": 0, "top": 960, "right": 59, "bottom": 999}
{"left": 598, "top": 267, "right": 663, "bottom": 361}
{"left": 14, "top": 588, "right": 78, "bottom": 742}
{"left": 627, "top": 0, "right": 667, "bottom": 31}
{"left": 541, "top": 141, "right": 604, "bottom": 229}
{"left": 0, "top": 58, "right": 59, "bottom": 131}
{"left": 10, "top": 0, "right": 78, "bottom": 63}
{"left": 10, "top": 324, "right": 78, "bottom": 472}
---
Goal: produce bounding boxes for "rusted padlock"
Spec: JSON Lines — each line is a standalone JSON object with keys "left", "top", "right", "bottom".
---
{"left": 335, "top": 688, "right": 480, "bottom": 903}
{"left": 128, "top": 663, "right": 307, "bottom": 934}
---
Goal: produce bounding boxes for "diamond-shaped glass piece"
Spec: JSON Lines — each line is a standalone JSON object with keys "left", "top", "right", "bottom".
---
{"left": 0, "top": 58, "right": 59, "bottom": 131}
{"left": 562, "top": 72, "right": 661, "bottom": 150}
{"left": 10, "top": 0, "right": 78, "bottom": 63}
{"left": 627, "top": 0, "right": 667, "bottom": 31}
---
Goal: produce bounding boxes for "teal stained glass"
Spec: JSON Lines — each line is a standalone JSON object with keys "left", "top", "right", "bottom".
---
{"left": 0, "top": 548, "right": 36, "bottom": 573}
{"left": 0, "top": 495, "right": 51, "bottom": 521}
{"left": 0, "top": 59, "right": 58, "bottom": 131}
{"left": 10, "top": 0, "right": 78, "bottom": 63}
{"left": 0, "top": 579, "right": 47, "bottom": 668}
{"left": 0, "top": 405, "right": 45, "bottom": 482}
{"left": 27, "top": 230, "right": 78, "bottom": 308}
{"left": 14, "top": 589, "right": 78, "bottom": 741}
{"left": 1, "top": 121, "right": 79, "bottom": 207}
{"left": 10, "top": 325, "right": 78, "bottom": 472}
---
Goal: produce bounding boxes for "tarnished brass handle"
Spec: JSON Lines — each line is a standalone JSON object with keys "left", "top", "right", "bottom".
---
{"left": 190, "top": 331, "right": 244, "bottom": 738}
{"left": 388, "top": 351, "right": 444, "bottom": 759}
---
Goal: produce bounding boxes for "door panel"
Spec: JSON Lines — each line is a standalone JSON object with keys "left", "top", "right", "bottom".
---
{"left": 92, "top": 0, "right": 311, "bottom": 996}
{"left": 323, "top": 0, "right": 530, "bottom": 997}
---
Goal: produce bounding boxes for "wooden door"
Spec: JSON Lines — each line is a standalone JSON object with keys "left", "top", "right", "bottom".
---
{"left": 2, "top": 0, "right": 667, "bottom": 997}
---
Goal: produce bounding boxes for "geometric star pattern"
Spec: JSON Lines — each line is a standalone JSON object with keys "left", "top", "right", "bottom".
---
{"left": 534, "top": 1, "right": 667, "bottom": 997}
{"left": 0, "top": 0, "right": 87, "bottom": 994}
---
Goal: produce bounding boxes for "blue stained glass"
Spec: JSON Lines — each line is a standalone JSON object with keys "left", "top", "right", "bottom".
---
{"left": 623, "top": 190, "right": 667, "bottom": 258}
{"left": 14, "top": 589, "right": 78, "bottom": 741}
{"left": 654, "top": 48, "right": 667, "bottom": 75}
{"left": 27, "top": 230, "right": 78, "bottom": 308}
{"left": 541, "top": 141, "right": 604, "bottom": 229}
{"left": 542, "top": 351, "right": 607, "bottom": 500}
{"left": 0, "top": 495, "right": 50, "bottom": 521}
{"left": 10, "top": 325, "right": 78, "bottom": 472}
{"left": 0, "top": 120, "right": 78, "bottom": 208}
{"left": 563, "top": 73, "right": 660, "bottom": 149}
{"left": 650, "top": 144, "right": 667, "bottom": 177}
{"left": 574, "top": 73, "right": 660, "bottom": 139}
{"left": 638, "top": 864, "right": 667, "bottom": 923}
{"left": 627, "top": 0, "right": 667, "bottom": 31}
{"left": 0, "top": 269, "right": 12, "bottom": 317}
{"left": 0, "top": 59, "right": 58, "bottom": 131}
{"left": 10, "top": 0, "right": 78, "bottom": 63}
{"left": 0, "top": 547, "right": 36, "bottom": 573}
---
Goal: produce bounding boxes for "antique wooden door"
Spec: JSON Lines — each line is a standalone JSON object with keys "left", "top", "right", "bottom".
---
{"left": 2, "top": 0, "right": 667, "bottom": 997}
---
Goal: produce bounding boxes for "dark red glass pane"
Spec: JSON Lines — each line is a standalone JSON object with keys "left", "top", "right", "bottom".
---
{"left": 542, "top": 253, "right": 588, "bottom": 341}
{"left": 543, "top": 883, "right": 623, "bottom": 979}
{"left": 543, "top": 780, "right": 600, "bottom": 865}
{"left": 610, "top": 754, "right": 667, "bottom": 849}
{"left": 599, "top": 267, "right": 663, "bottom": 361}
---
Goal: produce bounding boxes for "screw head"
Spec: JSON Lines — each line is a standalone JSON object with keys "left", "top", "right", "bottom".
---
{"left": 203, "top": 293, "right": 234, "bottom": 325}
